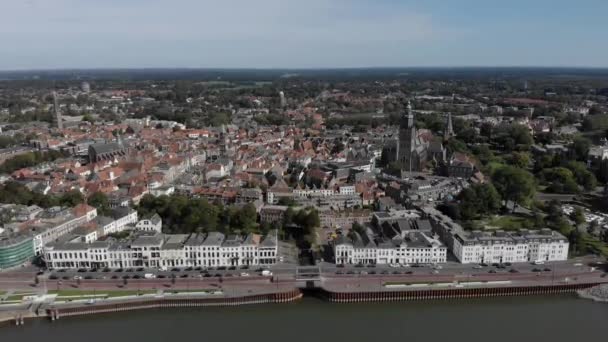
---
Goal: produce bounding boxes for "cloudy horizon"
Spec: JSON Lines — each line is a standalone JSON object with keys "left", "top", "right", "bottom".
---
{"left": 1, "top": 0, "right": 606, "bottom": 70}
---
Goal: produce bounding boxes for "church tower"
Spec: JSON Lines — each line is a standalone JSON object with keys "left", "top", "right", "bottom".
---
{"left": 398, "top": 100, "right": 417, "bottom": 173}
{"left": 444, "top": 111, "right": 454, "bottom": 141}
{"left": 52, "top": 91, "right": 63, "bottom": 130}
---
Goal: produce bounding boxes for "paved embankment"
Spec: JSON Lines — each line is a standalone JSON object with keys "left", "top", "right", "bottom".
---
{"left": 577, "top": 284, "right": 608, "bottom": 303}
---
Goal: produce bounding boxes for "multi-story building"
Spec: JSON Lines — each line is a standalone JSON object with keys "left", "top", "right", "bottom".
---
{"left": 135, "top": 214, "right": 162, "bottom": 233}
{"left": 334, "top": 231, "right": 447, "bottom": 265}
{"left": 318, "top": 209, "right": 372, "bottom": 228}
{"left": 260, "top": 205, "right": 289, "bottom": 224}
{"left": 28, "top": 204, "right": 98, "bottom": 255}
{"left": 43, "top": 230, "right": 278, "bottom": 269}
{"left": 0, "top": 234, "right": 35, "bottom": 269}
{"left": 452, "top": 229, "right": 569, "bottom": 264}
{"left": 95, "top": 207, "right": 138, "bottom": 236}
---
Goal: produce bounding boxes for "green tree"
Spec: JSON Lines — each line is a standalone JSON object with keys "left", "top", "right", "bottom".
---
{"left": 541, "top": 167, "right": 579, "bottom": 194}
{"left": 571, "top": 207, "right": 586, "bottom": 226}
{"left": 458, "top": 183, "right": 502, "bottom": 220}
{"left": 566, "top": 161, "right": 597, "bottom": 191}
{"left": 59, "top": 191, "right": 85, "bottom": 207}
{"left": 571, "top": 136, "right": 591, "bottom": 161}
{"left": 88, "top": 192, "right": 110, "bottom": 215}
{"left": 508, "top": 151, "right": 531, "bottom": 169}
{"left": 492, "top": 165, "right": 536, "bottom": 208}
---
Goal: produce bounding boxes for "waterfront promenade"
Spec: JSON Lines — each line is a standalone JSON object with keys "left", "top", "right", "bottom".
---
{"left": 1, "top": 256, "right": 607, "bottom": 324}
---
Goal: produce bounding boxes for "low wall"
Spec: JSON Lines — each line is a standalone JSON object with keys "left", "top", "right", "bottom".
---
{"left": 47, "top": 289, "right": 302, "bottom": 320}
{"left": 322, "top": 283, "right": 598, "bottom": 303}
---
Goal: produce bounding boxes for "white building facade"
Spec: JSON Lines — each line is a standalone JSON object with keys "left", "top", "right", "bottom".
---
{"left": 334, "top": 232, "right": 447, "bottom": 265}
{"left": 43, "top": 230, "right": 278, "bottom": 270}
{"left": 453, "top": 229, "right": 569, "bottom": 264}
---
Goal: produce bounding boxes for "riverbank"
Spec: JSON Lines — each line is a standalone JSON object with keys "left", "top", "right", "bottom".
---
{"left": 577, "top": 284, "right": 608, "bottom": 303}
{"left": 2, "top": 296, "right": 608, "bottom": 342}
{"left": 1, "top": 280, "right": 605, "bottom": 326}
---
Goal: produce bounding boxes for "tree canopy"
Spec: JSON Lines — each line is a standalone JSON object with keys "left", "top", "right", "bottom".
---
{"left": 492, "top": 165, "right": 536, "bottom": 207}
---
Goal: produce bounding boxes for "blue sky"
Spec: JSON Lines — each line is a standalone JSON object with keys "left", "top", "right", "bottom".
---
{"left": 0, "top": 0, "right": 606, "bottom": 69}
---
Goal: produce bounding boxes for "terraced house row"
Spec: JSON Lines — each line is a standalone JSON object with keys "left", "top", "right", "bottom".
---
{"left": 43, "top": 230, "right": 278, "bottom": 269}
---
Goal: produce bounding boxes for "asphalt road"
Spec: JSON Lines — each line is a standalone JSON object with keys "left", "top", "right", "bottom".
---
{"left": 0, "top": 256, "right": 606, "bottom": 293}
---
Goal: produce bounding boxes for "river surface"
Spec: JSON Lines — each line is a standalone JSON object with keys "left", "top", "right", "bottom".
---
{"left": 1, "top": 295, "right": 607, "bottom": 342}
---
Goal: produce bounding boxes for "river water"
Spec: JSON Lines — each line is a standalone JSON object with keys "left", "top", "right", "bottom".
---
{"left": 1, "top": 295, "right": 607, "bottom": 342}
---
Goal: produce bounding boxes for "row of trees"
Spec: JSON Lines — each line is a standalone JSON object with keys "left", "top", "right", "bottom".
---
{"left": 0, "top": 150, "right": 69, "bottom": 174}
{"left": 137, "top": 194, "right": 260, "bottom": 235}
{"left": 0, "top": 182, "right": 85, "bottom": 208}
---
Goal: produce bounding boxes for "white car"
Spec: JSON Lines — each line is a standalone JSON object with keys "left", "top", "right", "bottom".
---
{"left": 401, "top": 264, "right": 411, "bottom": 268}
{"left": 240, "top": 272, "right": 250, "bottom": 277}
{"left": 389, "top": 264, "right": 400, "bottom": 268}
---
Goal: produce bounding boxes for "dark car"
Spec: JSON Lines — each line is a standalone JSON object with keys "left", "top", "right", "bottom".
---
{"left": 355, "top": 263, "right": 363, "bottom": 268}
{"left": 77, "top": 268, "right": 87, "bottom": 273}
{"left": 228, "top": 266, "right": 236, "bottom": 270}
{"left": 180, "top": 274, "right": 188, "bottom": 278}
{"left": 136, "top": 268, "right": 144, "bottom": 272}
{"left": 49, "top": 275, "right": 58, "bottom": 280}
{"left": 405, "top": 271, "right": 413, "bottom": 275}
{"left": 157, "top": 274, "right": 166, "bottom": 279}
{"left": 509, "top": 269, "right": 519, "bottom": 273}
{"left": 346, "top": 270, "right": 355, "bottom": 275}
{"left": 217, "top": 266, "right": 227, "bottom": 271}
{"left": 543, "top": 268, "right": 552, "bottom": 272}
{"left": 133, "top": 274, "right": 141, "bottom": 279}
{"left": 367, "top": 264, "right": 376, "bottom": 268}
{"left": 111, "top": 275, "right": 119, "bottom": 279}
{"left": 488, "top": 270, "right": 497, "bottom": 273}
{"left": 532, "top": 268, "right": 542, "bottom": 272}
{"left": 84, "top": 275, "right": 93, "bottom": 280}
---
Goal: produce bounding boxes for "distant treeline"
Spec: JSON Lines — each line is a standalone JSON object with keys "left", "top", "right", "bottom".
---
{"left": 0, "top": 150, "right": 69, "bottom": 174}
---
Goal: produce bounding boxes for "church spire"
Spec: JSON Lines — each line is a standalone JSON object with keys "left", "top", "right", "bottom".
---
{"left": 407, "top": 100, "right": 414, "bottom": 128}
{"left": 444, "top": 112, "right": 454, "bottom": 140}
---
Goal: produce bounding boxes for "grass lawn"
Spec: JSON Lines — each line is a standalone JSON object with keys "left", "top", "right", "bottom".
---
{"left": 0, "top": 291, "right": 6, "bottom": 296}
{"left": 580, "top": 234, "right": 608, "bottom": 257}
{"left": 165, "top": 289, "right": 216, "bottom": 294}
{"left": 384, "top": 281, "right": 438, "bottom": 286}
{"left": 49, "top": 290, "right": 157, "bottom": 298}
{"left": 482, "top": 215, "right": 533, "bottom": 231}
